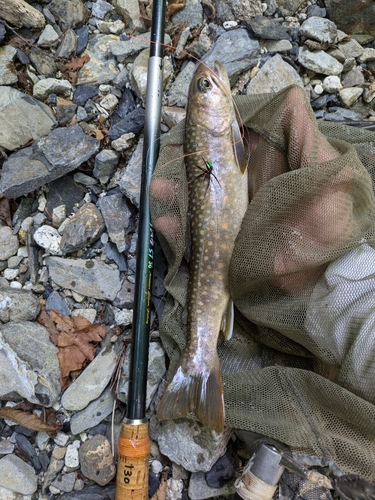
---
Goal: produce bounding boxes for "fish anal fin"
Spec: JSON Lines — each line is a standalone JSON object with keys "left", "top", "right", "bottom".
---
{"left": 232, "top": 121, "right": 247, "bottom": 175}
{"left": 220, "top": 299, "right": 234, "bottom": 340}
{"left": 157, "top": 357, "right": 225, "bottom": 432}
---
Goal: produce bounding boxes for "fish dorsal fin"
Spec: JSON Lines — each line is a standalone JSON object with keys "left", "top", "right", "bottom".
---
{"left": 232, "top": 120, "right": 247, "bottom": 175}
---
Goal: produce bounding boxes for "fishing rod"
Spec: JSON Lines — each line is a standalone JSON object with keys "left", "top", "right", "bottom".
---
{"left": 115, "top": 1, "right": 166, "bottom": 498}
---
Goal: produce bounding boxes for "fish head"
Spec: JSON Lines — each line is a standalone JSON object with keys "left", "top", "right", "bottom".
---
{"left": 186, "top": 61, "right": 235, "bottom": 134}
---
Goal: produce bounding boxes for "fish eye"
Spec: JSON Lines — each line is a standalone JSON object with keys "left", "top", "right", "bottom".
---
{"left": 197, "top": 77, "right": 211, "bottom": 92}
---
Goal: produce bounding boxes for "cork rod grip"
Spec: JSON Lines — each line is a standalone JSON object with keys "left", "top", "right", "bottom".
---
{"left": 115, "top": 422, "right": 151, "bottom": 500}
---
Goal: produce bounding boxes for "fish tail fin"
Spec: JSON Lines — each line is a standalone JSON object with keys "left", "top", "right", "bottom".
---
{"left": 158, "top": 355, "right": 225, "bottom": 432}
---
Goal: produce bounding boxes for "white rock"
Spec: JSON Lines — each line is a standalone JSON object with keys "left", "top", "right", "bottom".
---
{"left": 166, "top": 478, "right": 183, "bottom": 500}
{"left": 114, "top": 308, "right": 133, "bottom": 325}
{"left": 339, "top": 87, "right": 364, "bottom": 108}
{"left": 54, "top": 432, "right": 70, "bottom": 447}
{"left": 4, "top": 269, "right": 19, "bottom": 281}
{"left": 35, "top": 432, "right": 50, "bottom": 450}
{"left": 33, "top": 225, "right": 63, "bottom": 256}
{"left": 322, "top": 75, "right": 342, "bottom": 93}
{"left": 65, "top": 443, "right": 80, "bottom": 469}
{"left": 52, "top": 205, "right": 67, "bottom": 228}
{"left": 100, "top": 93, "right": 118, "bottom": 111}
{"left": 9, "top": 282, "right": 22, "bottom": 289}
{"left": 151, "top": 460, "right": 163, "bottom": 475}
{"left": 111, "top": 132, "right": 135, "bottom": 151}
{"left": 223, "top": 20, "right": 238, "bottom": 30}
{"left": 17, "top": 247, "right": 28, "bottom": 259}
{"left": 314, "top": 84, "right": 323, "bottom": 95}
{"left": 71, "top": 308, "right": 97, "bottom": 323}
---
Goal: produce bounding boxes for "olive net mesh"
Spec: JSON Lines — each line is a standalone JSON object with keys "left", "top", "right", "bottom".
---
{"left": 150, "top": 84, "right": 375, "bottom": 479}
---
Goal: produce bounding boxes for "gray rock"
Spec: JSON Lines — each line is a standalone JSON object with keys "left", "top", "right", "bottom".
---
{"left": 357, "top": 48, "right": 375, "bottom": 63}
{"left": 214, "top": 0, "right": 262, "bottom": 25}
{"left": 0, "top": 321, "right": 61, "bottom": 406}
{"left": 1, "top": 126, "right": 99, "bottom": 199}
{"left": 342, "top": 68, "right": 365, "bottom": 88}
{"left": 113, "top": 278, "right": 135, "bottom": 308}
{"left": 201, "top": 29, "right": 261, "bottom": 84}
{"left": 324, "top": 0, "right": 375, "bottom": 36}
{"left": 300, "top": 16, "right": 337, "bottom": 45}
{"left": 337, "top": 38, "right": 364, "bottom": 59}
{"left": 42, "top": 456, "right": 65, "bottom": 493}
{"left": 33, "top": 78, "right": 72, "bottom": 101}
{"left": 93, "top": 149, "right": 120, "bottom": 183}
{"left": 29, "top": 48, "right": 58, "bottom": 78}
{"left": 188, "top": 472, "right": 236, "bottom": 500}
{"left": 56, "top": 29, "right": 78, "bottom": 59}
{"left": 73, "top": 172, "right": 97, "bottom": 186}
{"left": 165, "top": 61, "right": 196, "bottom": 107}
{"left": 61, "top": 346, "right": 117, "bottom": 411}
{"left": 0, "top": 45, "right": 17, "bottom": 85}
{"left": 275, "top": 0, "right": 306, "bottom": 16}
{"left": 98, "top": 192, "right": 134, "bottom": 252}
{"left": 263, "top": 39, "right": 293, "bottom": 52}
{"left": 0, "top": 23, "right": 5, "bottom": 43}
{"left": 110, "top": 32, "right": 166, "bottom": 62}
{"left": 48, "top": 0, "right": 90, "bottom": 29}
{"left": 77, "top": 34, "right": 120, "bottom": 86}
{"left": 246, "top": 54, "right": 303, "bottom": 95}
{"left": 106, "top": 107, "right": 145, "bottom": 140}
{"left": 119, "top": 138, "right": 143, "bottom": 208}
{"left": 324, "top": 107, "right": 362, "bottom": 122}
{"left": 0, "top": 455, "right": 37, "bottom": 495}
{"left": 59, "top": 484, "right": 116, "bottom": 499}
{"left": 161, "top": 106, "right": 186, "bottom": 128}
{"left": 170, "top": 0, "right": 203, "bottom": 28}
{"left": 339, "top": 87, "right": 363, "bottom": 108}
{"left": 0, "top": 86, "right": 57, "bottom": 151}
{"left": 79, "top": 435, "right": 116, "bottom": 486}
{"left": 150, "top": 416, "right": 232, "bottom": 472}
{"left": 112, "top": 0, "right": 144, "bottom": 29}
{"left": 0, "top": 486, "right": 29, "bottom": 500}
{"left": 46, "top": 256, "right": 122, "bottom": 301}
{"left": 298, "top": 46, "right": 343, "bottom": 75}
{"left": 245, "top": 15, "right": 291, "bottom": 40}
{"left": 118, "top": 341, "right": 166, "bottom": 408}
{"left": 54, "top": 97, "right": 78, "bottom": 126}
{"left": 0, "top": 227, "right": 19, "bottom": 261}
{"left": 0, "top": 287, "right": 40, "bottom": 322}
{"left": 76, "top": 25, "right": 89, "bottom": 55}
{"left": 0, "top": 439, "right": 14, "bottom": 455}
{"left": 70, "top": 385, "right": 114, "bottom": 435}
{"left": 51, "top": 472, "right": 76, "bottom": 493}
{"left": 92, "top": 0, "right": 114, "bottom": 19}
{"left": 60, "top": 203, "right": 105, "bottom": 253}
{"left": 97, "top": 19, "right": 125, "bottom": 35}
{"left": 38, "top": 25, "right": 59, "bottom": 46}
{"left": 46, "top": 290, "right": 70, "bottom": 316}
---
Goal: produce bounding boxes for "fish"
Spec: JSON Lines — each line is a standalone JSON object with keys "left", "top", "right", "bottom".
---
{"left": 157, "top": 60, "right": 248, "bottom": 431}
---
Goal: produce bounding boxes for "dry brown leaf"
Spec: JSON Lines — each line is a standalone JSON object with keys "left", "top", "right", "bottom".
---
{"left": 151, "top": 471, "right": 168, "bottom": 500}
{"left": 0, "top": 198, "right": 12, "bottom": 227}
{"left": 90, "top": 129, "right": 105, "bottom": 141}
{"left": 0, "top": 407, "right": 62, "bottom": 436}
{"left": 58, "top": 345, "right": 87, "bottom": 384}
{"left": 37, "top": 300, "right": 60, "bottom": 339}
{"left": 49, "top": 309, "right": 75, "bottom": 334}
{"left": 72, "top": 314, "right": 92, "bottom": 330}
{"left": 61, "top": 54, "right": 90, "bottom": 84}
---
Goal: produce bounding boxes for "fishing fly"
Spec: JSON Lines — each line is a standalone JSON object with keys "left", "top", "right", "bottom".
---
{"left": 193, "top": 156, "right": 221, "bottom": 193}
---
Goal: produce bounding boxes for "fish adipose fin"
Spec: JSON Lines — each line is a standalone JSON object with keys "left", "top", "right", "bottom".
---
{"left": 232, "top": 121, "right": 247, "bottom": 174}
{"left": 157, "top": 355, "right": 225, "bottom": 432}
{"left": 220, "top": 299, "right": 234, "bottom": 340}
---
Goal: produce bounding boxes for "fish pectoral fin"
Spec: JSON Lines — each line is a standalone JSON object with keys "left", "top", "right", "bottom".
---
{"left": 220, "top": 299, "right": 234, "bottom": 340}
{"left": 232, "top": 121, "right": 247, "bottom": 175}
{"left": 157, "top": 356, "right": 225, "bottom": 432}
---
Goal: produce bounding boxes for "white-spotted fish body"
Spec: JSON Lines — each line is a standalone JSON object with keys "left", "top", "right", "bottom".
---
{"left": 157, "top": 61, "right": 248, "bottom": 431}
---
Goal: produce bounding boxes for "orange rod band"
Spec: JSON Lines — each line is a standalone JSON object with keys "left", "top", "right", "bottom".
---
{"left": 115, "top": 422, "right": 150, "bottom": 500}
